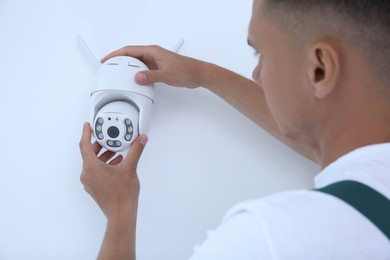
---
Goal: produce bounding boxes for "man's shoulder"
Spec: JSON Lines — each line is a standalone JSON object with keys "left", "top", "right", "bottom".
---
{"left": 221, "top": 188, "right": 390, "bottom": 259}
{"left": 223, "top": 187, "right": 388, "bottom": 241}
{"left": 224, "top": 188, "right": 324, "bottom": 220}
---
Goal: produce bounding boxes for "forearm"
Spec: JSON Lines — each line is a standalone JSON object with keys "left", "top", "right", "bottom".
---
{"left": 98, "top": 206, "right": 138, "bottom": 260}
{"left": 200, "top": 62, "right": 317, "bottom": 162}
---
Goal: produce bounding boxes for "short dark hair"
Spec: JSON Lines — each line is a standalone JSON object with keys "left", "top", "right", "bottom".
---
{"left": 262, "top": 0, "right": 390, "bottom": 88}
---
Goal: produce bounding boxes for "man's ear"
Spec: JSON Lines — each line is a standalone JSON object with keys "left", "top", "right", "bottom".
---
{"left": 307, "top": 42, "right": 340, "bottom": 99}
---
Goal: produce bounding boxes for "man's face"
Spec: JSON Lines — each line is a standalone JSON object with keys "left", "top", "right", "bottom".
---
{"left": 249, "top": 0, "right": 316, "bottom": 145}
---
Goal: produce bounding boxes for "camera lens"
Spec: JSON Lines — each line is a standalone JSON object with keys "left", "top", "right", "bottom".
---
{"left": 107, "top": 126, "right": 120, "bottom": 138}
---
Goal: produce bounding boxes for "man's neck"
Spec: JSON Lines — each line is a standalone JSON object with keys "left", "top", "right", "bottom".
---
{"left": 316, "top": 103, "right": 390, "bottom": 169}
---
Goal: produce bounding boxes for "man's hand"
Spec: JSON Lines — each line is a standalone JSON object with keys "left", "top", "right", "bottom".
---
{"left": 102, "top": 45, "right": 209, "bottom": 88}
{"left": 79, "top": 122, "right": 148, "bottom": 260}
{"left": 79, "top": 122, "right": 147, "bottom": 218}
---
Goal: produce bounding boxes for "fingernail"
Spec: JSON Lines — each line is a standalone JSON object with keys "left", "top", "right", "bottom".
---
{"left": 136, "top": 72, "right": 147, "bottom": 83}
{"left": 139, "top": 135, "right": 148, "bottom": 146}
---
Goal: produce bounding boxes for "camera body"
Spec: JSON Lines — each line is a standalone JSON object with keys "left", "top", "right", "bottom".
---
{"left": 89, "top": 56, "right": 154, "bottom": 152}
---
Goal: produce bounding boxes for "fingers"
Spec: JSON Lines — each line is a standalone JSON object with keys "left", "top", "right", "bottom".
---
{"left": 101, "top": 45, "right": 182, "bottom": 86}
{"left": 92, "top": 141, "right": 102, "bottom": 155}
{"left": 79, "top": 123, "right": 97, "bottom": 161}
{"left": 102, "top": 46, "right": 162, "bottom": 85}
{"left": 109, "top": 155, "right": 123, "bottom": 166}
{"left": 135, "top": 70, "right": 162, "bottom": 85}
{"left": 123, "top": 135, "right": 148, "bottom": 172}
{"left": 101, "top": 46, "right": 149, "bottom": 63}
{"left": 80, "top": 122, "right": 148, "bottom": 170}
{"left": 99, "top": 150, "right": 116, "bottom": 162}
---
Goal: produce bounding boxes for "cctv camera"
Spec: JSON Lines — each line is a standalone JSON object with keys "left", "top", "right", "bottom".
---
{"left": 93, "top": 101, "right": 139, "bottom": 150}
{"left": 89, "top": 56, "right": 154, "bottom": 152}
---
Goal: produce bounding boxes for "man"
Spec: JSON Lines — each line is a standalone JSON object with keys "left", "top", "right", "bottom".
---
{"left": 79, "top": 0, "right": 390, "bottom": 259}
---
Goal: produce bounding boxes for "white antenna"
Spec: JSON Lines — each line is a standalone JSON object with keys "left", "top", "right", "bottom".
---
{"left": 172, "top": 39, "right": 185, "bottom": 53}
{"left": 76, "top": 35, "right": 100, "bottom": 70}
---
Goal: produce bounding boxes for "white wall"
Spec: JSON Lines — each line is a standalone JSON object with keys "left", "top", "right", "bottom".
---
{"left": 0, "top": 0, "right": 320, "bottom": 259}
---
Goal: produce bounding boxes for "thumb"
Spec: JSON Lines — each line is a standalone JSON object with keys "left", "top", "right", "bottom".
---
{"left": 135, "top": 70, "right": 163, "bottom": 85}
{"left": 123, "top": 135, "right": 148, "bottom": 172}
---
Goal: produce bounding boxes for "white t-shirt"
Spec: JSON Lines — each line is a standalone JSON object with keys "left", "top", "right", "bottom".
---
{"left": 189, "top": 143, "right": 390, "bottom": 260}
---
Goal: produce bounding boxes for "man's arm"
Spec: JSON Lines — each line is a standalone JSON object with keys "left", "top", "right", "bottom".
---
{"left": 203, "top": 63, "right": 317, "bottom": 162}
{"left": 79, "top": 123, "right": 148, "bottom": 259}
{"left": 102, "top": 46, "right": 317, "bottom": 162}
{"left": 97, "top": 207, "right": 137, "bottom": 260}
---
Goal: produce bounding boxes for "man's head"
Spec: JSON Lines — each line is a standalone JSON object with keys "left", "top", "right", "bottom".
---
{"left": 248, "top": 0, "right": 390, "bottom": 158}
{"left": 259, "top": 0, "right": 390, "bottom": 84}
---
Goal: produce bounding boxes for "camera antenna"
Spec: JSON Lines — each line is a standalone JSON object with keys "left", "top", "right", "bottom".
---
{"left": 76, "top": 35, "right": 100, "bottom": 70}
{"left": 172, "top": 39, "right": 185, "bottom": 53}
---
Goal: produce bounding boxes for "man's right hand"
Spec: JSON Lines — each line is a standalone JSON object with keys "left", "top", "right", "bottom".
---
{"left": 101, "top": 45, "right": 209, "bottom": 89}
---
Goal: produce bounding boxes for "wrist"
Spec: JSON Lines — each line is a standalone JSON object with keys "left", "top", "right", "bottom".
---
{"left": 197, "top": 62, "right": 223, "bottom": 91}
{"left": 99, "top": 203, "right": 137, "bottom": 260}
{"left": 106, "top": 199, "right": 138, "bottom": 222}
{"left": 186, "top": 58, "right": 215, "bottom": 89}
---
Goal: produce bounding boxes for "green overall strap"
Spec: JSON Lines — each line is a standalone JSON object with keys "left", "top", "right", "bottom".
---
{"left": 316, "top": 180, "right": 390, "bottom": 240}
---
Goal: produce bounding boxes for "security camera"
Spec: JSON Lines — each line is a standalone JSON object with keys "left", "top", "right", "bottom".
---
{"left": 89, "top": 56, "right": 154, "bottom": 152}
{"left": 78, "top": 35, "right": 184, "bottom": 152}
